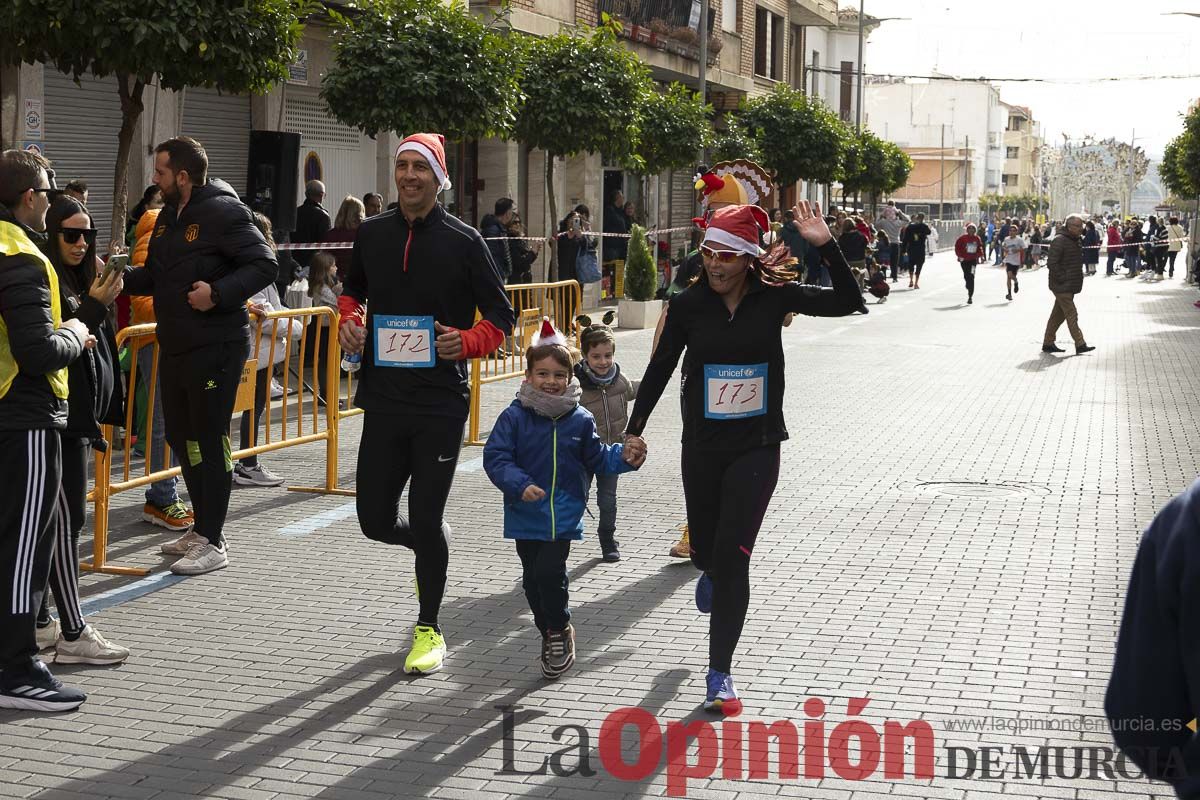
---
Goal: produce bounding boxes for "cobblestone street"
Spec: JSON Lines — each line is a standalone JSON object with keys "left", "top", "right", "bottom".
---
{"left": 2, "top": 251, "right": 1197, "bottom": 799}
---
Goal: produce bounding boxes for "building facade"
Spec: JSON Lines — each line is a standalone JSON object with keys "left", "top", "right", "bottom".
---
{"left": 1, "top": 0, "right": 840, "bottom": 276}
{"left": 864, "top": 76, "right": 1012, "bottom": 219}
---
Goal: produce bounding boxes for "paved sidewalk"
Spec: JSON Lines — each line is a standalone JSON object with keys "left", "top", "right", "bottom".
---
{"left": 3, "top": 252, "right": 1197, "bottom": 799}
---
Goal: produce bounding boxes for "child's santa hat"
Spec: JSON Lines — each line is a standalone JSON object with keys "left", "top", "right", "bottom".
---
{"left": 395, "top": 133, "right": 452, "bottom": 192}
{"left": 702, "top": 205, "right": 770, "bottom": 257}
{"left": 532, "top": 317, "right": 568, "bottom": 348}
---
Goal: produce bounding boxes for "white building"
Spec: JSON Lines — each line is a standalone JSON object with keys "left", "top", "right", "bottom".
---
{"left": 863, "top": 76, "right": 1009, "bottom": 218}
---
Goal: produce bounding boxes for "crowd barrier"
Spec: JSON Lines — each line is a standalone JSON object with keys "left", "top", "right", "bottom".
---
{"left": 86, "top": 307, "right": 343, "bottom": 576}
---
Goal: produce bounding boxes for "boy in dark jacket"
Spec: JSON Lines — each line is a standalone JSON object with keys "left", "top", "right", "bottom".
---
{"left": 1107, "top": 477, "right": 1200, "bottom": 797}
{"left": 484, "top": 320, "right": 646, "bottom": 679}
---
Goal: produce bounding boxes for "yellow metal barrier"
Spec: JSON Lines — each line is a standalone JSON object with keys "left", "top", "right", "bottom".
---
{"left": 86, "top": 307, "right": 344, "bottom": 576}
{"left": 465, "top": 280, "right": 582, "bottom": 445}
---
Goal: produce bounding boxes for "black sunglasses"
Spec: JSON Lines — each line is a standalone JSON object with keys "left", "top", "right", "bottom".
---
{"left": 60, "top": 227, "right": 97, "bottom": 244}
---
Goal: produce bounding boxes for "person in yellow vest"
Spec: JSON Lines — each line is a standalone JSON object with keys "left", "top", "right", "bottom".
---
{"left": 0, "top": 150, "right": 94, "bottom": 711}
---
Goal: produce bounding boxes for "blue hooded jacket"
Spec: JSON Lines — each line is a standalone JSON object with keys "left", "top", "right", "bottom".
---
{"left": 484, "top": 398, "right": 636, "bottom": 541}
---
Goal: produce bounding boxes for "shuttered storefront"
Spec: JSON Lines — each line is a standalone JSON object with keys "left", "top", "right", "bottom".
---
{"left": 284, "top": 92, "right": 377, "bottom": 222}
{"left": 669, "top": 168, "right": 697, "bottom": 255}
{"left": 180, "top": 87, "right": 251, "bottom": 197}
{"left": 42, "top": 68, "right": 123, "bottom": 250}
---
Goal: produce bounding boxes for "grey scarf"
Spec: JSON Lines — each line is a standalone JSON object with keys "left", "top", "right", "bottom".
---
{"left": 518, "top": 381, "right": 581, "bottom": 419}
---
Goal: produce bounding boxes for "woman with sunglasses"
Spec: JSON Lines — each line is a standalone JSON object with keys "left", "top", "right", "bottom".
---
{"left": 625, "top": 201, "right": 863, "bottom": 713}
{"left": 33, "top": 195, "right": 129, "bottom": 665}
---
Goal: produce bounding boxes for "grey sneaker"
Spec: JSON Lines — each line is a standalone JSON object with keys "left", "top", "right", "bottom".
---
{"left": 233, "top": 463, "right": 285, "bottom": 487}
{"left": 54, "top": 624, "right": 130, "bottom": 666}
{"left": 170, "top": 541, "right": 229, "bottom": 575}
{"left": 161, "top": 529, "right": 206, "bottom": 556}
{"left": 36, "top": 618, "right": 60, "bottom": 652}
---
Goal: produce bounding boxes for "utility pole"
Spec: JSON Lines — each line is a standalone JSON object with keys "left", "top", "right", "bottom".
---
{"left": 962, "top": 135, "right": 969, "bottom": 220}
{"left": 1125, "top": 127, "right": 1136, "bottom": 218}
{"left": 697, "top": 0, "right": 708, "bottom": 163}
{"left": 855, "top": 0, "right": 864, "bottom": 133}
{"left": 939, "top": 124, "right": 945, "bottom": 221}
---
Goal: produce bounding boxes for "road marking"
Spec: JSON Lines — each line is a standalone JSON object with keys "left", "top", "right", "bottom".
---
{"left": 81, "top": 572, "right": 187, "bottom": 615}
{"left": 278, "top": 501, "right": 358, "bottom": 537}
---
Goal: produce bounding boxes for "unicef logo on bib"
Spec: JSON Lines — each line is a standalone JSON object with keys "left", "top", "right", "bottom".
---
{"left": 373, "top": 315, "right": 435, "bottom": 368}
{"left": 703, "top": 363, "right": 767, "bottom": 420}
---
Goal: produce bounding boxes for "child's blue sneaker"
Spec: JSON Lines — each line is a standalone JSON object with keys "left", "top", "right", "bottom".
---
{"left": 703, "top": 669, "right": 741, "bottom": 714}
{"left": 695, "top": 572, "right": 713, "bottom": 614}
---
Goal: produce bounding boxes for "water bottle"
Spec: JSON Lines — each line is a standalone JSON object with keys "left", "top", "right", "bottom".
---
{"left": 341, "top": 350, "right": 362, "bottom": 373}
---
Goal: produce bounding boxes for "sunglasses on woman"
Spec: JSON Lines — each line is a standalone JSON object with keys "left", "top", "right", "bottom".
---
{"left": 60, "top": 227, "right": 97, "bottom": 245}
{"left": 699, "top": 246, "right": 744, "bottom": 264}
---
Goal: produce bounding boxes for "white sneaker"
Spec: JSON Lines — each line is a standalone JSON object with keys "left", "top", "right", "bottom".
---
{"left": 36, "top": 618, "right": 60, "bottom": 652}
{"left": 170, "top": 541, "right": 229, "bottom": 575}
{"left": 270, "top": 378, "right": 285, "bottom": 399}
{"left": 161, "top": 529, "right": 206, "bottom": 556}
{"left": 233, "top": 463, "right": 285, "bottom": 487}
{"left": 54, "top": 624, "right": 130, "bottom": 666}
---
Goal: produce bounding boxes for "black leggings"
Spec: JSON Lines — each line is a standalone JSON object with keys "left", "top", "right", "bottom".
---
{"left": 159, "top": 340, "right": 249, "bottom": 545}
{"left": 38, "top": 438, "right": 87, "bottom": 635}
{"left": 960, "top": 261, "right": 976, "bottom": 296}
{"left": 356, "top": 412, "right": 463, "bottom": 626}
{"left": 909, "top": 254, "right": 925, "bottom": 278}
{"left": 515, "top": 539, "right": 571, "bottom": 634}
{"left": 681, "top": 443, "right": 780, "bottom": 674}
{"left": 1168, "top": 251, "right": 1179, "bottom": 275}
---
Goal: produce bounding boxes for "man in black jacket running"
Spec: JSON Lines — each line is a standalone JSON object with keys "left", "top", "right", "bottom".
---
{"left": 124, "top": 137, "right": 277, "bottom": 576}
{"left": 0, "top": 150, "right": 94, "bottom": 711}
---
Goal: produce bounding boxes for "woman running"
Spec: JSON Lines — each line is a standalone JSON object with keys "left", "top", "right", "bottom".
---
{"left": 625, "top": 201, "right": 863, "bottom": 712}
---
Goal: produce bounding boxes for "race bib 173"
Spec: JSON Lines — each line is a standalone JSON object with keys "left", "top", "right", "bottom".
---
{"left": 704, "top": 363, "right": 767, "bottom": 420}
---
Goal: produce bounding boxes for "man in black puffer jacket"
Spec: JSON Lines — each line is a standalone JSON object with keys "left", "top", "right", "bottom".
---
{"left": 124, "top": 137, "right": 277, "bottom": 576}
{"left": 0, "top": 150, "right": 92, "bottom": 712}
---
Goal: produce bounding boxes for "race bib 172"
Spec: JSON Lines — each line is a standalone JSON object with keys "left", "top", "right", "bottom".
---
{"left": 373, "top": 315, "right": 435, "bottom": 368}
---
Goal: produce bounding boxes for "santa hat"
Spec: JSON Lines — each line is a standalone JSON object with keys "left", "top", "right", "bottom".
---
{"left": 531, "top": 317, "right": 567, "bottom": 348}
{"left": 395, "top": 133, "right": 452, "bottom": 192}
{"left": 702, "top": 205, "right": 769, "bottom": 257}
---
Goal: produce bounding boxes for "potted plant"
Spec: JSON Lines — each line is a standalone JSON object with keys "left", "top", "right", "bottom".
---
{"left": 618, "top": 224, "right": 663, "bottom": 329}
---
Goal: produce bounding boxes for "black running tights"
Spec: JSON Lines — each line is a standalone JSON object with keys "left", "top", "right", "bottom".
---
{"left": 356, "top": 412, "right": 463, "bottom": 626}
{"left": 681, "top": 443, "right": 780, "bottom": 674}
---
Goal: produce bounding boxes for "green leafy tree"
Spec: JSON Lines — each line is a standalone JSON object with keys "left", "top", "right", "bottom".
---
{"left": 630, "top": 83, "right": 712, "bottom": 177}
{"left": 740, "top": 84, "right": 846, "bottom": 195}
{"left": 881, "top": 142, "right": 913, "bottom": 195}
{"left": 0, "top": 0, "right": 309, "bottom": 243}
{"left": 321, "top": 0, "right": 521, "bottom": 141}
{"left": 514, "top": 25, "right": 652, "bottom": 279}
{"left": 841, "top": 129, "right": 890, "bottom": 209}
{"left": 623, "top": 224, "right": 656, "bottom": 301}
{"left": 710, "top": 116, "right": 761, "bottom": 163}
{"left": 1161, "top": 107, "right": 1200, "bottom": 199}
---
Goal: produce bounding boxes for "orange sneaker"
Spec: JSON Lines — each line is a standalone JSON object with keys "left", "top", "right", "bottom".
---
{"left": 143, "top": 500, "right": 194, "bottom": 532}
{"left": 669, "top": 525, "right": 691, "bottom": 558}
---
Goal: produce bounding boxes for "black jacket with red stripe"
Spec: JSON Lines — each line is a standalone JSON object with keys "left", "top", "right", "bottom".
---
{"left": 341, "top": 204, "right": 515, "bottom": 419}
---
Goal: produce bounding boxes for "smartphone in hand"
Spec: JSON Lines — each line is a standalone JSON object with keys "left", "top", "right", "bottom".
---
{"left": 100, "top": 253, "right": 128, "bottom": 283}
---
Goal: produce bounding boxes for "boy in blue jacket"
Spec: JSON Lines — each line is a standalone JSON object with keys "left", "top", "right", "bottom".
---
{"left": 484, "top": 320, "right": 646, "bottom": 679}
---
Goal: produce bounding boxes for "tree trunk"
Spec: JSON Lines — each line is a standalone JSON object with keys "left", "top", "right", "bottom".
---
{"left": 113, "top": 73, "right": 146, "bottom": 251}
{"left": 546, "top": 154, "right": 558, "bottom": 282}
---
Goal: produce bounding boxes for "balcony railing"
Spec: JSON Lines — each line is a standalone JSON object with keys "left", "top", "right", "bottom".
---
{"left": 598, "top": 0, "right": 719, "bottom": 62}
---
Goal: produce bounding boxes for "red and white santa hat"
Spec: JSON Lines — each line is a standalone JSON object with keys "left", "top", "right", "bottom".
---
{"left": 395, "top": 133, "right": 452, "bottom": 192}
{"left": 701, "top": 204, "right": 769, "bottom": 257}
{"left": 531, "top": 317, "right": 567, "bottom": 348}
